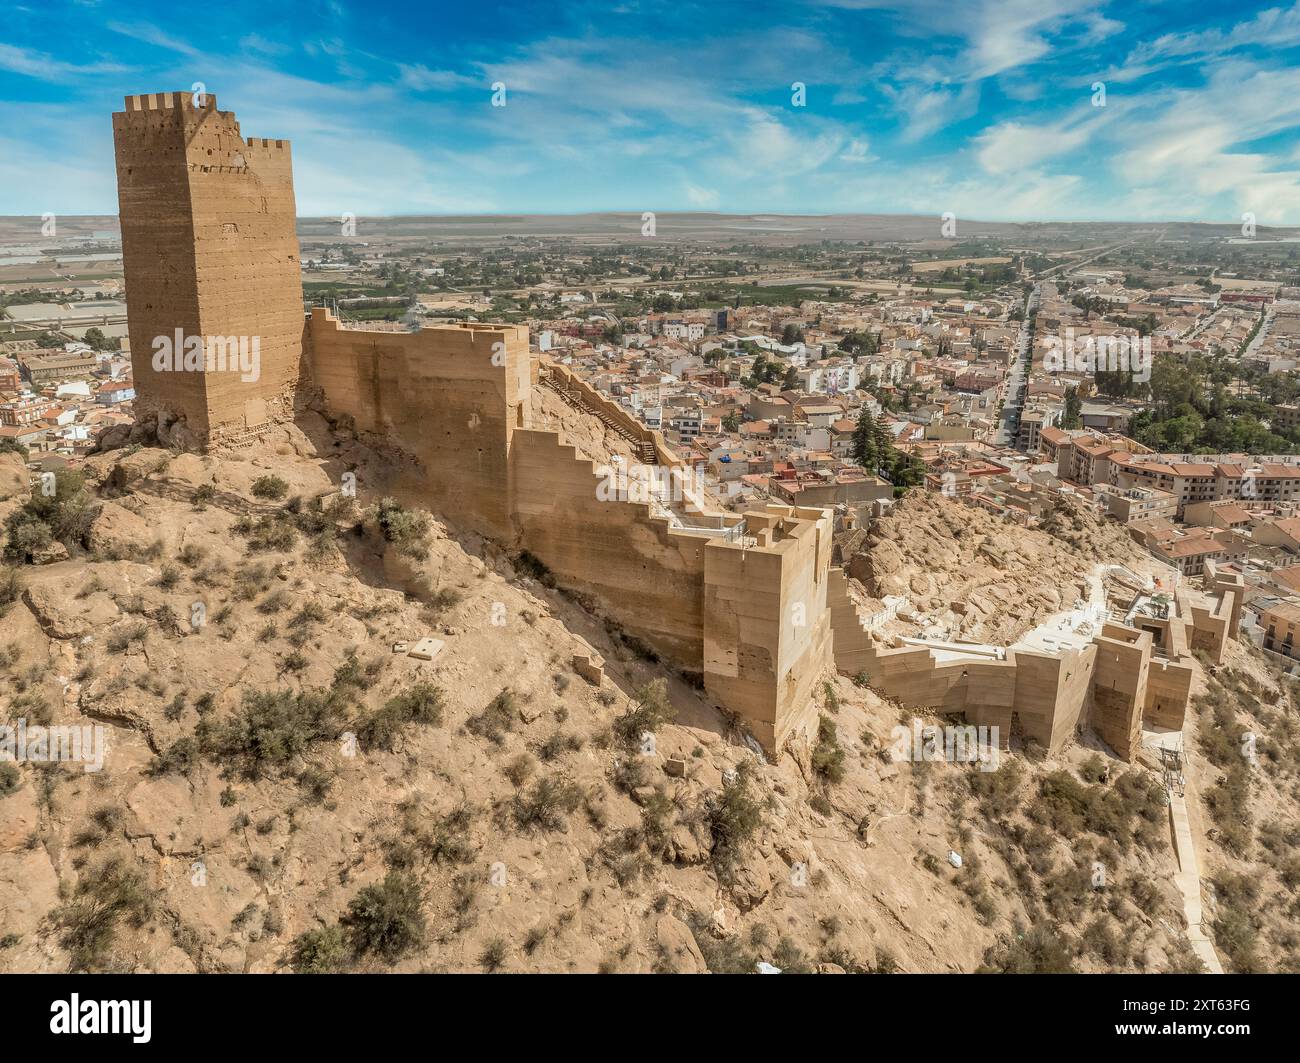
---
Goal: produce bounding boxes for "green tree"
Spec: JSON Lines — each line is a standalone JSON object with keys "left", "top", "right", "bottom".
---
{"left": 852, "top": 406, "right": 879, "bottom": 471}
{"left": 1062, "top": 386, "right": 1082, "bottom": 430}
{"left": 82, "top": 327, "right": 119, "bottom": 352}
{"left": 871, "top": 414, "right": 894, "bottom": 464}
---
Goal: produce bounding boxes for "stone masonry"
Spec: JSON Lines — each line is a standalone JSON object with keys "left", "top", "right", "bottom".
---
{"left": 112, "top": 92, "right": 833, "bottom": 755}
{"left": 113, "top": 91, "right": 304, "bottom": 448}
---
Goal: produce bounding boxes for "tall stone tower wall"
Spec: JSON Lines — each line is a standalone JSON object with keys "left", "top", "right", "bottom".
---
{"left": 113, "top": 92, "right": 304, "bottom": 447}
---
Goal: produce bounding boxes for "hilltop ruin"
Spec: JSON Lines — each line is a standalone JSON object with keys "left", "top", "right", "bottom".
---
{"left": 108, "top": 91, "right": 1243, "bottom": 762}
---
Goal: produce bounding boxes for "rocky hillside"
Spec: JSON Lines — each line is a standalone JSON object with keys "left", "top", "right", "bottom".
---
{"left": 846, "top": 490, "right": 1158, "bottom": 644}
{"left": 1180, "top": 644, "right": 1300, "bottom": 973}
{"left": 0, "top": 427, "right": 1228, "bottom": 973}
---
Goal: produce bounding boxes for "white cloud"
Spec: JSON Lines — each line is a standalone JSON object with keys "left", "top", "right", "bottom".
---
{"left": 683, "top": 183, "right": 720, "bottom": 208}
{"left": 398, "top": 64, "right": 477, "bottom": 92}
{"left": 881, "top": 80, "right": 981, "bottom": 142}
{"left": 975, "top": 115, "right": 1101, "bottom": 175}
{"left": 0, "top": 43, "right": 124, "bottom": 81}
{"left": 105, "top": 21, "right": 200, "bottom": 58}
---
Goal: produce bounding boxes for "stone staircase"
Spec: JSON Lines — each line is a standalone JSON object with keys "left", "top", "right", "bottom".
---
{"left": 540, "top": 368, "right": 658, "bottom": 466}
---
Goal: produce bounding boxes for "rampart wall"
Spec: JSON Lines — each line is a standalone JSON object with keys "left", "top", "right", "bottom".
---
{"left": 704, "top": 509, "right": 832, "bottom": 750}
{"left": 510, "top": 427, "right": 709, "bottom": 665}
{"left": 544, "top": 362, "right": 681, "bottom": 469}
{"left": 310, "top": 311, "right": 831, "bottom": 752}
{"left": 828, "top": 567, "right": 1234, "bottom": 761}
{"left": 307, "top": 308, "right": 530, "bottom": 540}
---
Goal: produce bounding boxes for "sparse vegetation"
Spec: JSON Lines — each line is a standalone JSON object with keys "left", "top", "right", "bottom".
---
{"left": 979, "top": 924, "right": 1076, "bottom": 974}
{"left": 467, "top": 689, "right": 517, "bottom": 745}
{"left": 340, "top": 870, "right": 426, "bottom": 962}
{"left": 251, "top": 475, "right": 290, "bottom": 501}
{"left": 375, "top": 497, "right": 432, "bottom": 561}
{"left": 512, "top": 775, "right": 583, "bottom": 833}
{"left": 4, "top": 468, "right": 98, "bottom": 562}
{"left": 612, "top": 679, "right": 675, "bottom": 749}
{"left": 359, "top": 682, "right": 445, "bottom": 751}
{"left": 812, "top": 713, "right": 845, "bottom": 784}
{"left": 290, "top": 925, "right": 349, "bottom": 973}
{"left": 0, "top": 564, "right": 21, "bottom": 613}
{"left": 709, "top": 761, "right": 763, "bottom": 874}
{"left": 55, "top": 854, "right": 155, "bottom": 972}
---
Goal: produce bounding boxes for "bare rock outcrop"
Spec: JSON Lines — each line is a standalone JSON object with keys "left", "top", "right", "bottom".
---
{"left": 0, "top": 452, "right": 28, "bottom": 501}
{"left": 849, "top": 490, "right": 1154, "bottom": 643}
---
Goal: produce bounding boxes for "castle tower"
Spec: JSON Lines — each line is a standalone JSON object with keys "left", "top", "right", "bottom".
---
{"left": 112, "top": 91, "right": 304, "bottom": 447}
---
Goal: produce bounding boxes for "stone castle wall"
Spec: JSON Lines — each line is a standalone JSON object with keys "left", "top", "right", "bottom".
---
{"left": 703, "top": 508, "right": 831, "bottom": 751}
{"left": 510, "top": 427, "right": 710, "bottom": 665}
{"left": 306, "top": 308, "right": 530, "bottom": 540}
{"left": 829, "top": 566, "right": 1233, "bottom": 762}
{"left": 307, "top": 308, "right": 832, "bottom": 751}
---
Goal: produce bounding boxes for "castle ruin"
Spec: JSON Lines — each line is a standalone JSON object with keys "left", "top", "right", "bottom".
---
{"left": 111, "top": 92, "right": 1243, "bottom": 760}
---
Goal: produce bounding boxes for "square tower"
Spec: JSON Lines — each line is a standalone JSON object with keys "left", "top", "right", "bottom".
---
{"left": 112, "top": 91, "right": 304, "bottom": 447}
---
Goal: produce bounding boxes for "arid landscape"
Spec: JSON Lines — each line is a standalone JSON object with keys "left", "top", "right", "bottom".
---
{"left": 3, "top": 415, "right": 1297, "bottom": 974}
{"left": 7, "top": 11, "right": 1300, "bottom": 1042}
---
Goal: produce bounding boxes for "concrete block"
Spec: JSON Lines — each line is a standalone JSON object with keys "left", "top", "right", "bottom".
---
{"left": 572, "top": 653, "right": 604, "bottom": 686}
{"left": 408, "top": 637, "right": 445, "bottom": 661}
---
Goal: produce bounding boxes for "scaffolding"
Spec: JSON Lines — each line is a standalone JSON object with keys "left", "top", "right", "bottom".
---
{"left": 1159, "top": 741, "right": 1185, "bottom": 798}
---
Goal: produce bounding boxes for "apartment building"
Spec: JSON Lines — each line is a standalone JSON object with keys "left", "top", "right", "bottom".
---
{"left": 1114, "top": 457, "right": 1300, "bottom": 515}
{"left": 1059, "top": 435, "right": 1129, "bottom": 487}
{"left": 1250, "top": 515, "right": 1300, "bottom": 553}
{"left": 1142, "top": 528, "right": 1251, "bottom": 576}
{"left": 1182, "top": 499, "right": 1254, "bottom": 530}
{"left": 20, "top": 351, "right": 98, "bottom": 383}
{"left": 1274, "top": 403, "right": 1300, "bottom": 434}
{"left": 1095, "top": 483, "right": 1177, "bottom": 525}
{"left": 1016, "top": 405, "right": 1058, "bottom": 454}
{"left": 0, "top": 397, "right": 50, "bottom": 427}
{"left": 1260, "top": 599, "right": 1300, "bottom": 661}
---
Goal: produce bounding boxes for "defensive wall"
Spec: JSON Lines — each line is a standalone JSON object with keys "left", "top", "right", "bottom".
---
{"left": 112, "top": 91, "right": 1241, "bottom": 760}
{"left": 314, "top": 309, "right": 832, "bottom": 748}
{"left": 827, "top": 566, "right": 1243, "bottom": 761}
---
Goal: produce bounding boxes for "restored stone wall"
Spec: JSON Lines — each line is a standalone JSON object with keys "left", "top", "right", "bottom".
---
{"left": 703, "top": 507, "right": 831, "bottom": 750}
{"left": 950, "top": 659, "right": 1018, "bottom": 746}
{"left": 311, "top": 311, "right": 834, "bottom": 752}
{"left": 1090, "top": 626, "right": 1150, "bottom": 761}
{"left": 308, "top": 308, "right": 530, "bottom": 539}
{"left": 113, "top": 92, "right": 304, "bottom": 446}
{"left": 545, "top": 362, "right": 681, "bottom": 469}
{"left": 510, "top": 428, "right": 709, "bottom": 666}
{"left": 828, "top": 571, "right": 1158, "bottom": 758}
{"left": 826, "top": 568, "right": 877, "bottom": 675}
{"left": 1012, "top": 646, "right": 1095, "bottom": 751}
{"left": 1144, "top": 658, "right": 1194, "bottom": 731}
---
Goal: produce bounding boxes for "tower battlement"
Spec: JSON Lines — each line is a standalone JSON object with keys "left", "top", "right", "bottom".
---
{"left": 113, "top": 91, "right": 302, "bottom": 447}
{"left": 118, "top": 91, "right": 233, "bottom": 118}
{"left": 245, "top": 137, "right": 289, "bottom": 150}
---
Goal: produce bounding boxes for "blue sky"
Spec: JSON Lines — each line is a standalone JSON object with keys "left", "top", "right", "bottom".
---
{"left": 4, "top": 0, "right": 1300, "bottom": 222}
